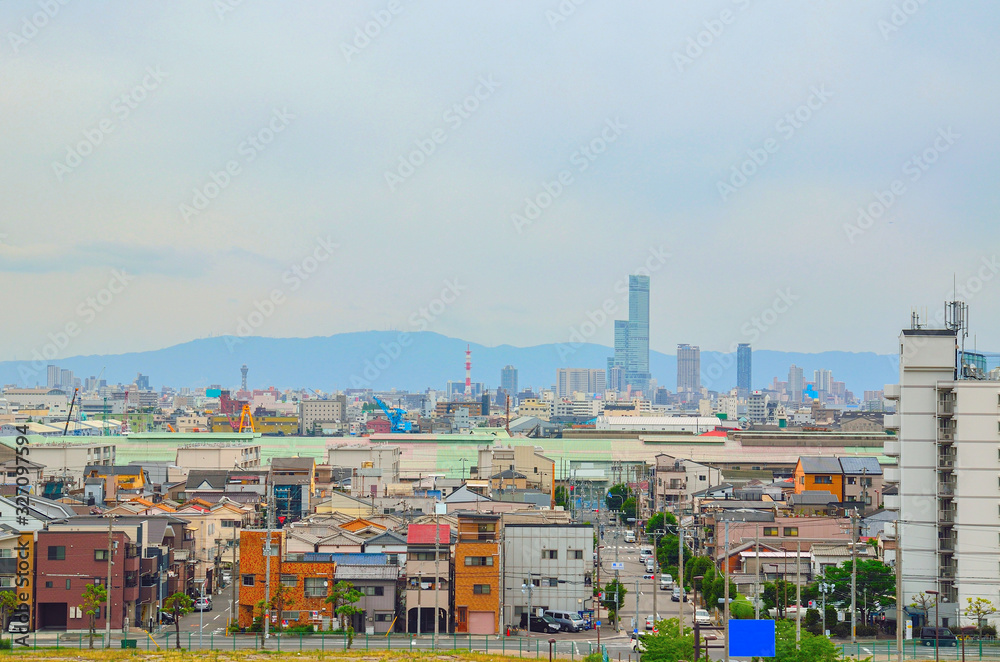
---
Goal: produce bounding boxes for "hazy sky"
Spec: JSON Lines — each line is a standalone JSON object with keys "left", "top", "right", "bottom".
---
{"left": 3, "top": 1, "right": 998, "bottom": 363}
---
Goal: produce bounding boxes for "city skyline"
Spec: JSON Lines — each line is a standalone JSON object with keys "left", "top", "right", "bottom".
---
{"left": 3, "top": 3, "right": 998, "bottom": 361}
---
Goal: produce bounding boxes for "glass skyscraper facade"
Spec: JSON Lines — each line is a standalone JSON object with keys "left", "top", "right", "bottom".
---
{"left": 607, "top": 275, "right": 651, "bottom": 393}
{"left": 737, "top": 343, "right": 751, "bottom": 397}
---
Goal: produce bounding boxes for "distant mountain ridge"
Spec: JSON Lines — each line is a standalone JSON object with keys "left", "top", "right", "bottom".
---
{"left": 0, "top": 331, "right": 898, "bottom": 395}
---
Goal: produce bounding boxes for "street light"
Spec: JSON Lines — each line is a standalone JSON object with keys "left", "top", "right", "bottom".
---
{"left": 927, "top": 590, "right": 940, "bottom": 662}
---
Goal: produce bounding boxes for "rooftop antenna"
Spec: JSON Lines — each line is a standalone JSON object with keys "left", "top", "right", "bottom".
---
{"left": 945, "top": 292, "right": 969, "bottom": 379}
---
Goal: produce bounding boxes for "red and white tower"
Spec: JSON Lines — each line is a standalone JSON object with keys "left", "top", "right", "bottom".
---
{"left": 464, "top": 344, "right": 472, "bottom": 399}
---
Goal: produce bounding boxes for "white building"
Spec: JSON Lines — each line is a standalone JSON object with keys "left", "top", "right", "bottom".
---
{"left": 884, "top": 327, "right": 1000, "bottom": 627}
{"left": 595, "top": 415, "right": 722, "bottom": 433}
{"left": 555, "top": 369, "right": 606, "bottom": 398}
{"left": 747, "top": 391, "right": 770, "bottom": 423}
{"left": 502, "top": 523, "right": 593, "bottom": 625}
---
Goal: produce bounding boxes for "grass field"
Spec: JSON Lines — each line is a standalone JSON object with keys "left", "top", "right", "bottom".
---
{"left": 4, "top": 652, "right": 549, "bottom": 662}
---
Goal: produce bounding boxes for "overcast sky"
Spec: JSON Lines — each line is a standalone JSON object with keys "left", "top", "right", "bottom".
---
{"left": 3, "top": 1, "right": 998, "bottom": 363}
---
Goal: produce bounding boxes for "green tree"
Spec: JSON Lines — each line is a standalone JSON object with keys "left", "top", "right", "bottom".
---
{"left": 765, "top": 618, "right": 846, "bottom": 662}
{"left": 79, "top": 583, "right": 107, "bottom": 649}
{"left": 910, "top": 592, "right": 936, "bottom": 628}
{"left": 763, "top": 580, "right": 795, "bottom": 619}
{"left": 601, "top": 580, "right": 628, "bottom": 628}
{"left": 162, "top": 592, "right": 193, "bottom": 649}
{"left": 640, "top": 618, "right": 699, "bottom": 662}
{"left": 326, "top": 580, "right": 363, "bottom": 647}
{"left": 555, "top": 486, "right": 569, "bottom": 508}
{"left": 819, "top": 560, "right": 895, "bottom": 624}
{"left": 0, "top": 592, "right": 17, "bottom": 646}
{"left": 965, "top": 597, "right": 997, "bottom": 632}
{"left": 646, "top": 512, "right": 677, "bottom": 535}
{"left": 269, "top": 582, "right": 295, "bottom": 630}
{"left": 606, "top": 484, "right": 636, "bottom": 522}
{"left": 656, "top": 534, "right": 679, "bottom": 570}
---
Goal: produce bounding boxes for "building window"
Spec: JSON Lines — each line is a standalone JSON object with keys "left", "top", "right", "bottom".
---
{"left": 570, "top": 550, "right": 584, "bottom": 560}
{"left": 222, "top": 520, "right": 240, "bottom": 528}
{"left": 783, "top": 527, "right": 799, "bottom": 537}
{"left": 542, "top": 550, "right": 558, "bottom": 559}
{"left": 847, "top": 477, "right": 857, "bottom": 485}
{"left": 242, "top": 574, "right": 255, "bottom": 587}
{"left": 465, "top": 556, "right": 493, "bottom": 566}
{"left": 477, "top": 523, "right": 496, "bottom": 533}
{"left": 66, "top": 579, "right": 71, "bottom": 590}
{"left": 304, "top": 577, "right": 327, "bottom": 598}
{"left": 48, "top": 546, "right": 65, "bottom": 560}
{"left": 414, "top": 552, "right": 443, "bottom": 561}
{"left": 375, "top": 613, "right": 393, "bottom": 622}
{"left": 280, "top": 575, "right": 297, "bottom": 588}
{"left": 763, "top": 527, "right": 778, "bottom": 537}
{"left": 362, "top": 586, "right": 384, "bottom": 596}
{"left": 531, "top": 578, "right": 540, "bottom": 587}
{"left": 699, "top": 475, "right": 706, "bottom": 481}
{"left": 814, "top": 476, "right": 832, "bottom": 485}
{"left": 95, "top": 549, "right": 108, "bottom": 562}
{"left": 44, "top": 581, "right": 53, "bottom": 588}
{"left": 473, "top": 584, "right": 491, "bottom": 594}
{"left": 547, "top": 578, "right": 559, "bottom": 587}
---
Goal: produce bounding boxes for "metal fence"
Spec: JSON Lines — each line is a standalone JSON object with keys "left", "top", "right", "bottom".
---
{"left": 840, "top": 639, "right": 1000, "bottom": 661}
{"left": 10, "top": 632, "right": 607, "bottom": 658}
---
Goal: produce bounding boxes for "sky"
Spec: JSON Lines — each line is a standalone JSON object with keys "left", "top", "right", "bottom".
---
{"left": 2, "top": 1, "right": 999, "bottom": 364}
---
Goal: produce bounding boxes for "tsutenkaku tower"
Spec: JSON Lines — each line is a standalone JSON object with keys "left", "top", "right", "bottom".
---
{"left": 465, "top": 345, "right": 472, "bottom": 398}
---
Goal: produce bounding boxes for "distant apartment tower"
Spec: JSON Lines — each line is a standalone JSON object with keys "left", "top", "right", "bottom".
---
{"left": 556, "top": 369, "right": 605, "bottom": 398}
{"left": 884, "top": 326, "right": 1000, "bottom": 626}
{"left": 500, "top": 365, "right": 518, "bottom": 398}
{"left": 747, "top": 390, "right": 769, "bottom": 423}
{"left": 607, "top": 365, "right": 625, "bottom": 393}
{"left": 813, "top": 369, "right": 832, "bottom": 395}
{"left": 676, "top": 344, "right": 700, "bottom": 394}
{"left": 46, "top": 365, "right": 60, "bottom": 389}
{"left": 626, "top": 275, "right": 651, "bottom": 392}
{"left": 737, "top": 344, "right": 752, "bottom": 398}
{"left": 60, "top": 369, "right": 74, "bottom": 391}
{"left": 135, "top": 373, "right": 150, "bottom": 391}
{"left": 787, "top": 364, "right": 804, "bottom": 403}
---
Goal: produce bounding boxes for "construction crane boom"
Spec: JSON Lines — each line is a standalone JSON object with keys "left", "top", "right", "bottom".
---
{"left": 372, "top": 396, "right": 412, "bottom": 433}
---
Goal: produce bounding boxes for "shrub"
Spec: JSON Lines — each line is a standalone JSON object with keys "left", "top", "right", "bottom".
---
{"left": 824, "top": 606, "right": 838, "bottom": 626}
{"left": 855, "top": 624, "right": 877, "bottom": 637}
{"left": 981, "top": 625, "right": 997, "bottom": 637}
{"left": 0, "top": 639, "right": 11, "bottom": 650}
{"left": 832, "top": 622, "right": 851, "bottom": 638}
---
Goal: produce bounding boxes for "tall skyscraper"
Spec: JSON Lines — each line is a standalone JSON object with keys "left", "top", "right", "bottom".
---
{"left": 46, "top": 365, "right": 60, "bottom": 389}
{"left": 626, "top": 275, "right": 650, "bottom": 392}
{"left": 607, "top": 364, "right": 625, "bottom": 392}
{"left": 677, "top": 344, "right": 701, "bottom": 394}
{"left": 500, "top": 365, "right": 518, "bottom": 397}
{"left": 813, "top": 369, "right": 832, "bottom": 394}
{"left": 737, "top": 343, "right": 752, "bottom": 397}
{"left": 788, "top": 364, "right": 804, "bottom": 403}
{"left": 60, "top": 369, "right": 74, "bottom": 391}
{"left": 556, "top": 368, "right": 606, "bottom": 398}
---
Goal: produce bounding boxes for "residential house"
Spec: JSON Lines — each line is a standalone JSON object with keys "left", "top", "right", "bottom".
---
{"left": 454, "top": 514, "right": 500, "bottom": 634}
{"left": 405, "top": 523, "right": 452, "bottom": 633}
{"left": 793, "top": 457, "right": 845, "bottom": 500}
{"left": 364, "top": 529, "right": 408, "bottom": 571}
{"left": 270, "top": 457, "right": 316, "bottom": 523}
{"left": 333, "top": 564, "right": 400, "bottom": 634}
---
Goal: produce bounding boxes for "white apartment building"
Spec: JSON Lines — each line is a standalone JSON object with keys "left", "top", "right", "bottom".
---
{"left": 299, "top": 397, "right": 347, "bottom": 434}
{"left": 555, "top": 369, "right": 606, "bottom": 398}
{"left": 502, "top": 524, "right": 593, "bottom": 625}
{"left": 175, "top": 443, "right": 261, "bottom": 471}
{"left": 884, "top": 328, "right": 1000, "bottom": 627}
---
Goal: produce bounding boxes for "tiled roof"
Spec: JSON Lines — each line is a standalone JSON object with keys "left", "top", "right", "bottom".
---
{"left": 334, "top": 565, "right": 399, "bottom": 581}
{"left": 798, "top": 456, "right": 843, "bottom": 474}
{"left": 407, "top": 523, "right": 450, "bottom": 545}
{"left": 838, "top": 457, "right": 883, "bottom": 475}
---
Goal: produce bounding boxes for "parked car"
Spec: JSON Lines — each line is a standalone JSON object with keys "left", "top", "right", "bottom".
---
{"left": 544, "top": 610, "right": 584, "bottom": 632}
{"left": 520, "top": 613, "right": 560, "bottom": 634}
{"left": 160, "top": 612, "right": 176, "bottom": 625}
{"left": 645, "top": 614, "right": 663, "bottom": 630}
{"left": 630, "top": 633, "right": 648, "bottom": 653}
{"left": 695, "top": 609, "right": 712, "bottom": 626}
{"left": 7, "top": 620, "right": 28, "bottom": 634}
{"left": 671, "top": 587, "right": 687, "bottom": 602}
{"left": 624, "top": 531, "right": 636, "bottom": 543}
{"left": 660, "top": 575, "right": 673, "bottom": 591}
{"left": 639, "top": 547, "right": 653, "bottom": 562}
{"left": 194, "top": 597, "right": 213, "bottom": 612}
{"left": 920, "top": 627, "right": 958, "bottom": 647}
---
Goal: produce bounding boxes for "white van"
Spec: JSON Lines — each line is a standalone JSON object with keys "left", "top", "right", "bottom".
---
{"left": 639, "top": 546, "right": 654, "bottom": 562}
{"left": 544, "top": 610, "right": 585, "bottom": 632}
{"left": 624, "top": 530, "right": 636, "bottom": 543}
{"left": 645, "top": 558, "right": 655, "bottom": 573}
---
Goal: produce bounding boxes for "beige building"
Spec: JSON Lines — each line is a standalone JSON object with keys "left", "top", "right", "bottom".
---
{"left": 175, "top": 443, "right": 261, "bottom": 471}
{"left": 327, "top": 444, "right": 400, "bottom": 483}
{"left": 173, "top": 498, "right": 252, "bottom": 589}
{"left": 1, "top": 388, "right": 69, "bottom": 410}
{"left": 516, "top": 398, "right": 551, "bottom": 421}
{"left": 30, "top": 441, "right": 116, "bottom": 488}
{"left": 299, "top": 396, "right": 347, "bottom": 434}
{"left": 175, "top": 415, "right": 209, "bottom": 433}
{"left": 476, "top": 445, "right": 555, "bottom": 494}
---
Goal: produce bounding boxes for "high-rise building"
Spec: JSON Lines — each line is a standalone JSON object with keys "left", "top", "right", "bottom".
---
{"left": 556, "top": 369, "right": 606, "bottom": 398}
{"left": 626, "top": 275, "right": 651, "bottom": 392}
{"left": 500, "top": 365, "right": 518, "bottom": 397}
{"left": 607, "top": 365, "right": 625, "bottom": 393}
{"left": 884, "top": 326, "right": 1000, "bottom": 625}
{"left": 813, "top": 369, "right": 832, "bottom": 395}
{"left": 60, "top": 369, "right": 74, "bottom": 392}
{"left": 737, "top": 344, "right": 752, "bottom": 398}
{"left": 787, "top": 364, "right": 804, "bottom": 403}
{"left": 135, "top": 373, "right": 150, "bottom": 391}
{"left": 46, "top": 365, "right": 60, "bottom": 389}
{"left": 677, "top": 344, "right": 700, "bottom": 394}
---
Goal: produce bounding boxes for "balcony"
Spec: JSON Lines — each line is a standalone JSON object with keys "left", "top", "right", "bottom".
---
{"left": 939, "top": 537, "right": 955, "bottom": 553}
{"left": 938, "top": 451, "right": 956, "bottom": 470}
{"left": 938, "top": 510, "right": 955, "bottom": 524}
{"left": 938, "top": 422, "right": 956, "bottom": 443}
{"left": 884, "top": 384, "right": 900, "bottom": 400}
{"left": 883, "top": 440, "right": 899, "bottom": 457}
{"left": 940, "top": 567, "right": 955, "bottom": 579}
{"left": 939, "top": 482, "right": 956, "bottom": 496}
{"left": 884, "top": 414, "right": 900, "bottom": 430}
{"left": 937, "top": 399, "right": 955, "bottom": 416}
{"left": 458, "top": 533, "right": 499, "bottom": 542}
{"left": 173, "top": 550, "right": 189, "bottom": 561}
{"left": 883, "top": 466, "right": 900, "bottom": 484}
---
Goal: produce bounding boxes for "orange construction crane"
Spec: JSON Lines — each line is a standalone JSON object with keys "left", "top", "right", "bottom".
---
{"left": 237, "top": 404, "right": 255, "bottom": 433}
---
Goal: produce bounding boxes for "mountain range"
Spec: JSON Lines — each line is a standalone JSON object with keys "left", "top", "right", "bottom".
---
{"left": 0, "top": 332, "right": 898, "bottom": 395}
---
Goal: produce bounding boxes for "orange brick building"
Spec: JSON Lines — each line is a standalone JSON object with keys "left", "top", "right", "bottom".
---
{"left": 238, "top": 530, "right": 337, "bottom": 629}
{"left": 453, "top": 514, "right": 500, "bottom": 634}
{"left": 793, "top": 457, "right": 844, "bottom": 501}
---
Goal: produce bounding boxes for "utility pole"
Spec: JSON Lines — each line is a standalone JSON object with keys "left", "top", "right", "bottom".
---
{"left": 634, "top": 578, "right": 640, "bottom": 634}
{"left": 796, "top": 540, "right": 802, "bottom": 644}
{"left": 105, "top": 515, "right": 114, "bottom": 648}
{"left": 895, "top": 522, "right": 902, "bottom": 662}
{"left": 851, "top": 508, "right": 858, "bottom": 644}
{"left": 434, "top": 512, "right": 440, "bottom": 643}
{"left": 677, "top": 528, "right": 684, "bottom": 627}
{"left": 724, "top": 521, "right": 730, "bottom": 662}
{"left": 231, "top": 533, "right": 238, "bottom": 631}
{"left": 263, "top": 481, "right": 273, "bottom": 645}
{"left": 651, "top": 529, "right": 658, "bottom": 629}
{"left": 754, "top": 524, "right": 761, "bottom": 619}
